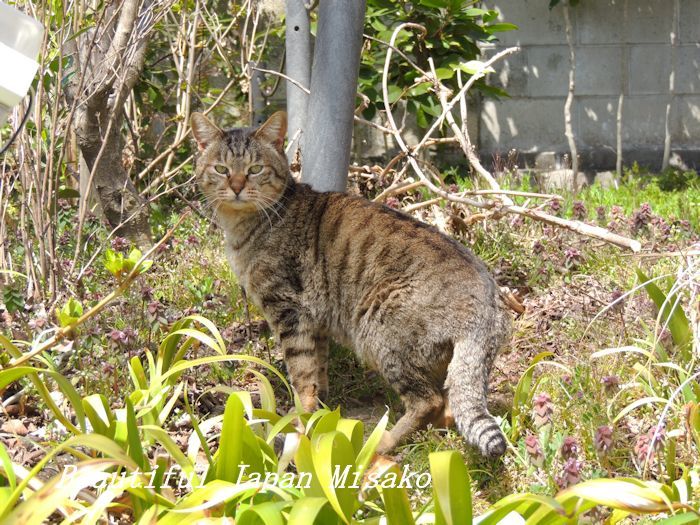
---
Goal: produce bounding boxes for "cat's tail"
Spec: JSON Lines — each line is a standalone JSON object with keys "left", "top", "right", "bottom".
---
{"left": 445, "top": 309, "right": 511, "bottom": 458}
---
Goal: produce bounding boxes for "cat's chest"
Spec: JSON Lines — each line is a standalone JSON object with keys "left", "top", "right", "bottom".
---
{"left": 224, "top": 242, "right": 250, "bottom": 288}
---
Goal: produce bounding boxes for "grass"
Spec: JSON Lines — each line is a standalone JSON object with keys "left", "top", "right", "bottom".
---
{"left": 1, "top": 168, "right": 699, "bottom": 521}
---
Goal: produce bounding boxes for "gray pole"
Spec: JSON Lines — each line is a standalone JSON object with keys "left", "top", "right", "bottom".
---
{"left": 302, "top": 0, "right": 366, "bottom": 192}
{"left": 285, "top": 0, "right": 312, "bottom": 161}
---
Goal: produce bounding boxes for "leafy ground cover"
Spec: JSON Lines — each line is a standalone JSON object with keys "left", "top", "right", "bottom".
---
{"left": 1, "top": 167, "right": 699, "bottom": 523}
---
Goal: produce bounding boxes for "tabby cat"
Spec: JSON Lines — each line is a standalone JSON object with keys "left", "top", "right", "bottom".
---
{"left": 190, "top": 111, "right": 512, "bottom": 457}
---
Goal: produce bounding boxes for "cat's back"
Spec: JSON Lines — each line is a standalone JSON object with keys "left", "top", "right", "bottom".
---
{"left": 290, "top": 184, "right": 498, "bottom": 308}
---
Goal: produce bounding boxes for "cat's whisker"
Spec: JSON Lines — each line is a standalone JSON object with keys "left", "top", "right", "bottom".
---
{"left": 252, "top": 198, "right": 274, "bottom": 229}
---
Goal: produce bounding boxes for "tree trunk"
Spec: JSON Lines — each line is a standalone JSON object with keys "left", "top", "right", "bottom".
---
{"left": 73, "top": 95, "right": 151, "bottom": 246}
{"left": 563, "top": 3, "right": 578, "bottom": 181}
{"left": 302, "top": 0, "right": 366, "bottom": 192}
{"left": 64, "top": 0, "right": 152, "bottom": 247}
{"left": 284, "top": 0, "right": 312, "bottom": 162}
{"left": 616, "top": 0, "right": 628, "bottom": 178}
{"left": 662, "top": 0, "right": 679, "bottom": 170}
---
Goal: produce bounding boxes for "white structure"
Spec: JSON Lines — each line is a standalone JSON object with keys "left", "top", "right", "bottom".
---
{"left": 481, "top": 0, "right": 700, "bottom": 171}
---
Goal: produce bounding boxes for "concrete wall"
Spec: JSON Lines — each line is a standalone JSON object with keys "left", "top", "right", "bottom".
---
{"left": 482, "top": 0, "right": 700, "bottom": 171}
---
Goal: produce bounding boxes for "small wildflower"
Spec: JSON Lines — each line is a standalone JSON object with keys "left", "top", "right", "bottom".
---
{"left": 601, "top": 375, "right": 620, "bottom": 393}
{"left": 532, "top": 393, "right": 553, "bottom": 427}
{"left": 572, "top": 201, "right": 587, "bottom": 221}
{"left": 385, "top": 197, "right": 400, "bottom": 209}
{"left": 610, "top": 288, "right": 624, "bottom": 309}
{"left": 635, "top": 426, "right": 664, "bottom": 463}
{"left": 596, "top": 206, "right": 606, "bottom": 224}
{"left": 186, "top": 234, "right": 199, "bottom": 245}
{"left": 557, "top": 458, "right": 582, "bottom": 489}
{"left": 564, "top": 248, "right": 583, "bottom": 268}
{"left": 548, "top": 199, "right": 562, "bottom": 216}
{"left": 525, "top": 433, "right": 545, "bottom": 468}
{"left": 109, "top": 329, "right": 126, "bottom": 345}
{"left": 111, "top": 237, "right": 129, "bottom": 251}
{"left": 141, "top": 286, "right": 154, "bottom": 302}
{"left": 631, "top": 202, "right": 653, "bottom": 233}
{"left": 28, "top": 316, "right": 47, "bottom": 331}
{"left": 509, "top": 215, "right": 524, "bottom": 228}
{"left": 532, "top": 240, "right": 545, "bottom": 254}
{"left": 448, "top": 183, "right": 459, "bottom": 193}
{"left": 122, "top": 327, "right": 137, "bottom": 344}
{"left": 560, "top": 436, "right": 579, "bottom": 460}
{"left": 594, "top": 425, "right": 613, "bottom": 455}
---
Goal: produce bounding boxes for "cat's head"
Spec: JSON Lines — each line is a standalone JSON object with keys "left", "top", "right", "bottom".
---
{"left": 190, "top": 111, "right": 289, "bottom": 215}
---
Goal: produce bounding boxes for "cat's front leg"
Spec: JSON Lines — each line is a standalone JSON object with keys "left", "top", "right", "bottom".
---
{"left": 314, "top": 334, "right": 329, "bottom": 403}
{"left": 282, "top": 332, "right": 321, "bottom": 412}
{"left": 268, "top": 308, "right": 322, "bottom": 412}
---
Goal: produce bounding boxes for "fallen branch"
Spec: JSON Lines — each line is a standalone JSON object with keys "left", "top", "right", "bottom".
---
{"left": 378, "top": 23, "right": 642, "bottom": 253}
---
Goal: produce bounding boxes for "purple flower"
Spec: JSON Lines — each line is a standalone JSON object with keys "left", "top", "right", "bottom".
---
{"left": 560, "top": 436, "right": 579, "bottom": 460}
{"left": 548, "top": 199, "right": 562, "bottom": 216}
{"left": 111, "top": 237, "right": 129, "bottom": 251}
{"left": 634, "top": 425, "right": 665, "bottom": 463}
{"left": 557, "top": 458, "right": 582, "bottom": 489}
{"left": 141, "top": 286, "right": 154, "bottom": 302}
{"left": 525, "top": 433, "right": 545, "bottom": 468}
{"left": 601, "top": 375, "right": 620, "bottom": 393}
{"left": 564, "top": 248, "right": 583, "bottom": 268}
{"left": 631, "top": 202, "right": 653, "bottom": 233}
{"left": 109, "top": 329, "right": 126, "bottom": 345}
{"left": 385, "top": 197, "right": 400, "bottom": 209}
{"left": 532, "top": 393, "right": 553, "bottom": 427}
{"left": 572, "top": 201, "right": 587, "bottom": 221}
{"left": 594, "top": 426, "right": 613, "bottom": 455}
{"left": 596, "top": 206, "right": 606, "bottom": 224}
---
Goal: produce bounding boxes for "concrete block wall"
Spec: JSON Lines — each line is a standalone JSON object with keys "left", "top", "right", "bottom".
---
{"left": 481, "top": 0, "right": 700, "bottom": 171}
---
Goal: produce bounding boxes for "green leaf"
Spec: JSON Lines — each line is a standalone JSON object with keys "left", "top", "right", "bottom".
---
{"left": 487, "top": 22, "right": 518, "bottom": 33}
{"left": 82, "top": 394, "right": 115, "bottom": 438}
{"left": 56, "top": 297, "right": 83, "bottom": 327}
{"left": 419, "top": 0, "right": 450, "bottom": 8}
{"left": 215, "top": 394, "right": 245, "bottom": 482}
{"left": 125, "top": 398, "right": 146, "bottom": 470}
{"left": 387, "top": 85, "right": 403, "bottom": 104}
{"left": 236, "top": 501, "right": 288, "bottom": 525}
{"left": 636, "top": 269, "right": 692, "bottom": 361}
{"left": 457, "top": 60, "right": 495, "bottom": 76}
{"left": 311, "top": 432, "right": 357, "bottom": 524}
{"left": 435, "top": 67, "right": 455, "bottom": 80}
{"left": 103, "top": 249, "right": 125, "bottom": 277}
{"left": 294, "top": 435, "right": 326, "bottom": 498}
{"left": 380, "top": 463, "right": 416, "bottom": 525}
{"left": 355, "top": 411, "right": 389, "bottom": 478}
{"left": 430, "top": 451, "right": 471, "bottom": 525}
{"left": 288, "top": 497, "right": 338, "bottom": 525}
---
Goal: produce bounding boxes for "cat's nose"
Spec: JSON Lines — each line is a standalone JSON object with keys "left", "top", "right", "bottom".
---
{"left": 229, "top": 174, "right": 246, "bottom": 195}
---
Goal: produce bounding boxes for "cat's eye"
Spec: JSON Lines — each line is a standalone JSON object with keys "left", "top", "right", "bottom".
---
{"left": 214, "top": 165, "right": 228, "bottom": 175}
{"left": 248, "top": 165, "right": 263, "bottom": 175}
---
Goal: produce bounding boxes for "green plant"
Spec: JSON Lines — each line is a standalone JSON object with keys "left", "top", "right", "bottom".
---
{"left": 360, "top": 0, "right": 516, "bottom": 127}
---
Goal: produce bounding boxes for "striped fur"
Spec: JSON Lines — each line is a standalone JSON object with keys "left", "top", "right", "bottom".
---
{"left": 191, "top": 111, "right": 513, "bottom": 458}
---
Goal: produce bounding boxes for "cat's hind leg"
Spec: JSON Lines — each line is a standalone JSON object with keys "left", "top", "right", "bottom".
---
{"left": 375, "top": 361, "right": 446, "bottom": 454}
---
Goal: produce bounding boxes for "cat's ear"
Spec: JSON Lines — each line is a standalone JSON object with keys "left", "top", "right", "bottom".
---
{"left": 190, "top": 112, "right": 223, "bottom": 151}
{"left": 254, "top": 111, "right": 287, "bottom": 153}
